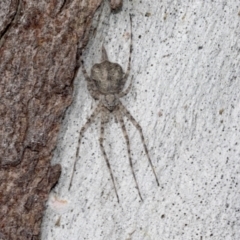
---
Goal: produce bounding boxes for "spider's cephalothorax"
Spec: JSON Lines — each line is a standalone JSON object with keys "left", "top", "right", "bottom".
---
{"left": 69, "top": 16, "right": 159, "bottom": 202}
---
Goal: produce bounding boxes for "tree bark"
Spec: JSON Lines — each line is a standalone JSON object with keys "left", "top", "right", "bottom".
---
{"left": 0, "top": 0, "right": 102, "bottom": 239}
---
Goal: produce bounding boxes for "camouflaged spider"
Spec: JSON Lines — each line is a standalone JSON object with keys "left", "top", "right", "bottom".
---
{"left": 69, "top": 16, "right": 159, "bottom": 202}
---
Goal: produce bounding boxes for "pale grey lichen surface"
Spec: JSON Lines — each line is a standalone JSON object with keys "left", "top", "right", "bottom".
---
{"left": 42, "top": 1, "right": 240, "bottom": 239}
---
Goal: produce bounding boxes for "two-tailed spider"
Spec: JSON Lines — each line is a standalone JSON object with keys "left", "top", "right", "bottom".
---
{"left": 69, "top": 15, "right": 159, "bottom": 202}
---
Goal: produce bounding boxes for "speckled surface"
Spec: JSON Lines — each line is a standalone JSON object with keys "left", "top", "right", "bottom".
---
{"left": 42, "top": 1, "right": 240, "bottom": 239}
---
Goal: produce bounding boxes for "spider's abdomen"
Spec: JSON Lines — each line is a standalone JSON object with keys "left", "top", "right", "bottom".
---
{"left": 90, "top": 61, "right": 126, "bottom": 94}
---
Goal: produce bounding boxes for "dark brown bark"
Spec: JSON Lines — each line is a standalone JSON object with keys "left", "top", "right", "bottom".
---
{"left": 110, "top": 0, "right": 123, "bottom": 12}
{"left": 0, "top": 0, "right": 102, "bottom": 239}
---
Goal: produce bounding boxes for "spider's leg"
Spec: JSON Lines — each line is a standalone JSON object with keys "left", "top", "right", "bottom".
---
{"left": 81, "top": 61, "right": 100, "bottom": 100}
{"left": 99, "top": 111, "right": 120, "bottom": 202}
{"left": 115, "top": 109, "right": 143, "bottom": 201}
{"left": 119, "top": 102, "right": 159, "bottom": 186}
{"left": 68, "top": 104, "right": 102, "bottom": 190}
{"left": 122, "top": 14, "right": 133, "bottom": 82}
{"left": 119, "top": 75, "right": 134, "bottom": 97}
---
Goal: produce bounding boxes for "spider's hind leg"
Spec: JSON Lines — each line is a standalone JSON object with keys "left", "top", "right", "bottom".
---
{"left": 115, "top": 109, "right": 143, "bottom": 201}
{"left": 81, "top": 60, "right": 100, "bottom": 100}
{"left": 123, "top": 14, "right": 133, "bottom": 81}
{"left": 119, "top": 75, "right": 134, "bottom": 97}
{"left": 119, "top": 15, "right": 133, "bottom": 93}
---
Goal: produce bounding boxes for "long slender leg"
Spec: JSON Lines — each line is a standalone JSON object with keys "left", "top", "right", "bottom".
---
{"left": 119, "top": 75, "right": 134, "bottom": 97}
{"left": 81, "top": 61, "right": 100, "bottom": 100}
{"left": 122, "top": 14, "right": 133, "bottom": 81}
{"left": 68, "top": 104, "right": 102, "bottom": 190}
{"left": 99, "top": 112, "right": 120, "bottom": 202}
{"left": 115, "top": 110, "right": 143, "bottom": 201}
{"left": 119, "top": 102, "right": 160, "bottom": 186}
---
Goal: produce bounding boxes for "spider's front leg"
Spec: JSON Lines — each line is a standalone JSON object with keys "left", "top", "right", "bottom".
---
{"left": 99, "top": 109, "right": 120, "bottom": 202}
{"left": 119, "top": 102, "right": 160, "bottom": 186}
{"left": 68, "top": 104, "right": 102, "bottom": 190}
{"left": 115, "top": 109, "right": 143, "bottom": 201}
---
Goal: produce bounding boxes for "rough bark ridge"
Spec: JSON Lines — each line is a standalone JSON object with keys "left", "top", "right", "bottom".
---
{"left": 0, "top": 0, "right": 102, "bottom": 239}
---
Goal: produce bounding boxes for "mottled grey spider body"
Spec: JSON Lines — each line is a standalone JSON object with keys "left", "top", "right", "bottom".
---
{"left": 91, "top": 58, "right": 126, "bottom": 95}
{"left": 87, "top": 47, "right": 129, "bottom": 112}
{"left": 69, "top": 16, "right": 159, "bottom": 202}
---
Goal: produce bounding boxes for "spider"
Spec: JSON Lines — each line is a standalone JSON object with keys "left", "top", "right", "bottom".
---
{"left": 68, "top": 16, "right": 159, "bottom": 202}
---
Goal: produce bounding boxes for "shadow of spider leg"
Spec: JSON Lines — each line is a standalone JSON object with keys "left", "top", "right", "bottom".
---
{"left": 119, "top": 102, "right": 160, "bottom": 187}
{"left": 115, "top": 109, "right": 143, "bottom": 201}
{"left": 99, "top": 110, "right": 120, "bottom": 202}
{"left": 68, "top": 104, "right": 102, "bottom": 191}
